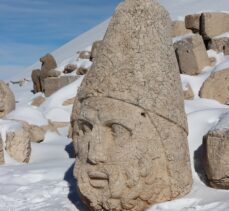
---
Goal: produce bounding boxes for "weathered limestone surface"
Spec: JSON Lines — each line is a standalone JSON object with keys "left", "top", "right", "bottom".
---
{"left": 175, "top": 34, "right": 210, "bottom": 75}
{"left": 203, "top": 127, "right": 229, "bottom": 189}
{"left": 72, "top": 0, "right": 192, "bottom": 210}
{"left": 171, "top": 21, "right": 192, "bottom": 37}
{"left": 183, "top": 83, "right": 194, "bottom": 100}
{"left": 199, "top": 68, "right": 229, "bottom": 105}
{"left": 44, "top": 76, "right": 79, "bottom": 97}
{"left": 47, "top": 69, "right": 61, "bottom": 77}
{"left": 208, "top": 37, "right": 229, "bottom": 55}
{"left": 0, "top": 136, "right": 4, "bottom": 165}
{"left": 200, "top": 12, "right": 229, "bottom": 40}
{"left": 5, "top": 127, "right": 31, "bottom": 163}
{"left": 185, "top": 14, "right": 201, "bottom": 33}
{"left": 0, "top": 81, "right": 15, "bottom": 118}
{"left": 90, "top": 40, "right": 103, "bottom": 61}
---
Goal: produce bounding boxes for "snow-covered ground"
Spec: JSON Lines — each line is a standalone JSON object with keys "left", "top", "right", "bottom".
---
{"left": 1, "top": 0, "right": 229, "bottom": 210}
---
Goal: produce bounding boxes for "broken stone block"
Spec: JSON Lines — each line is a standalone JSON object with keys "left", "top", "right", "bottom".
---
{"left": 174, "top": 34, "right": 210, "bottom": 75}
{"left": 203, "top": 126, "right": 229, "bottom": 189}
{"left": 76, "top": 67, "right": 89, "bottom": 75}
{"left": 171, "top": 20, "right": 192, "bottom": 37}
{"left": 5, "top": 126, "right": 31, "bottom": 163}
{"left": 44, "top": 76, "right": 79, "bottom": 97}
{"left": 199, "top": 68, "right": 229, "bottom": 105}
{"left": 200, "top": 12, "right": 229, "bottom": 40}
{"left": 31, "top": 96, "right": 45, "bottom": 107}
{"left": 185, "top": 14, "right": 201, "bottom": 33}
{"left": 0, "top": 136, "right": 4, "bottom": 165}
{"left": 208, "top": 37, "right": 229, "bottom": 55}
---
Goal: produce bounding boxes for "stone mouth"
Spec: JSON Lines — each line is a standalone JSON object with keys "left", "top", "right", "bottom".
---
{"left": 88, "top": 171, "right": 109, "bottom": 188}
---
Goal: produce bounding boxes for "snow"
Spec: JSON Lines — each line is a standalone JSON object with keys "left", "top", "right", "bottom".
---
{"left": 1, "top": 0, "right": 229, "bottom": 210}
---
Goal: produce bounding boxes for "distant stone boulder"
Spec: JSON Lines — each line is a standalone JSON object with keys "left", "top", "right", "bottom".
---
{"left": 31, "top": 95, "right": 45, "bottom": 107}
{"left": 174, "top": 34, "right": 210, "bottom": 75}
{"left": 203, "top": 122, "right": 229, "bottom": 189}
{"left": 199, "top": 68, "right": 229, "bottom": 105}
{"left": 0, "top": 81, "right": 15, "bottom": 118}
{"left": 76, "top": 66, "right": 89, "bottom": 75}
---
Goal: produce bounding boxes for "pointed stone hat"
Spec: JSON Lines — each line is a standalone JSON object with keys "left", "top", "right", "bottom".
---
{"left": 77, "top": 0, "right": 187, "bottom": 132}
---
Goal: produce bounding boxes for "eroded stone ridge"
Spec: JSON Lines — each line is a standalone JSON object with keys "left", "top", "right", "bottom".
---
{"left": 72, "top": 0, "right": 192, "bottom": 210}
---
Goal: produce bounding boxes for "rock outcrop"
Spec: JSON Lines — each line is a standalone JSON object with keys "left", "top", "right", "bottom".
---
{"left": 72, "top": 0, "right": 192, "bottom": 210}
{"left": 174, "top": 34, "right": 210, "bottom": 75}
{"left": 199, "top": 68, "right": 229, "bottom": 105}
{"left": 0, "top": 136, "right": 4, "bottom": 165}
{"left": 0, "top": 81, "right": 15, "bottom": 118}
{"left": 76, "top": 67, "right": 89, "bottom": 75}
{"left": 203, "top": 119, "right": 229, "bottom": 189}
{"left": 31, "top": 96, "right": 45, "bottom": 107}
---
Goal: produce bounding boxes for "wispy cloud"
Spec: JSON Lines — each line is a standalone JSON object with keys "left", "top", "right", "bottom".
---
{"left": 0, "top": 0, "right": 121, "bottom": 68}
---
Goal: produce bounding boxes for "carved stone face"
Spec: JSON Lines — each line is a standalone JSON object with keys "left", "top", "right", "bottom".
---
{"left": 73, "top": 97, "right": 169, "bottom": 211}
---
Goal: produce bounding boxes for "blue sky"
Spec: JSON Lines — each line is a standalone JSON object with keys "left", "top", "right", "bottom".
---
{"left": 0, "top": 0, "right": 121, "bottom": 71}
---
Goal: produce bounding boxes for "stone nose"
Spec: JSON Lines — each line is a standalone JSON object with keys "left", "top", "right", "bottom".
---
{"left": 87, "top": 126, "right": 108, "bottom": 164}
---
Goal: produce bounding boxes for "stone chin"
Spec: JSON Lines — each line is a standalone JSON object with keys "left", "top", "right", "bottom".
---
{"left": 73, "top": 97, "right": 170, "bottom": 211}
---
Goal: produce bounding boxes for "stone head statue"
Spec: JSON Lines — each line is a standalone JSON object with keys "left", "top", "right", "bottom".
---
{"left": 72, "top": 0, "right": 192, "bottom": 210}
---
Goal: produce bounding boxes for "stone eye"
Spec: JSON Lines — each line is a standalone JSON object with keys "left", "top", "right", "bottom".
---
{"left": 111, "top": 124, "right": 130, "bottom": 136}
{"left": 78, "top": 120, "right": 93, "bottom": 134}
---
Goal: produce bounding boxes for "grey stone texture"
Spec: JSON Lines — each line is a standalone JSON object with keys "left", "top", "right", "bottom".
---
{"left": 44, "top": 76, "right": 79, "bottom": 97}
{"left": 171, "top": 21, "right": 192, "bottom": 37}
{"left": 208, "top": 37, "right": 229, "bottom": 55}
{"left": 199, "top": 68, "right": 229, "bottom": 105}
{"left": 72, "top": 0, "right": 192, "bottom": 210}
{"left": 0, "top": 136, "right": 4, "bottom": 165}
{"left": 174, "top": 34, "right": 210, "bottom": 75}
{"left": 90, "top": 40, "right": 103, "bottom": 61}
{"left": 0, "top": 81, "right": 15, "bottom": 118}
{"left": 200, "top": 12, "right": 229, "bottom": 40}
{"left": 185, "top": 14, "right": 201, "bottom": 33}
{"left": 203, "top": 128, "right": 229, "bottom": 189}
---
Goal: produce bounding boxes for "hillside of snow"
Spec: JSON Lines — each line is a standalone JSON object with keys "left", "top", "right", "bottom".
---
{"left": 1, "top": 0, "right": 229, "bottom": 211}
